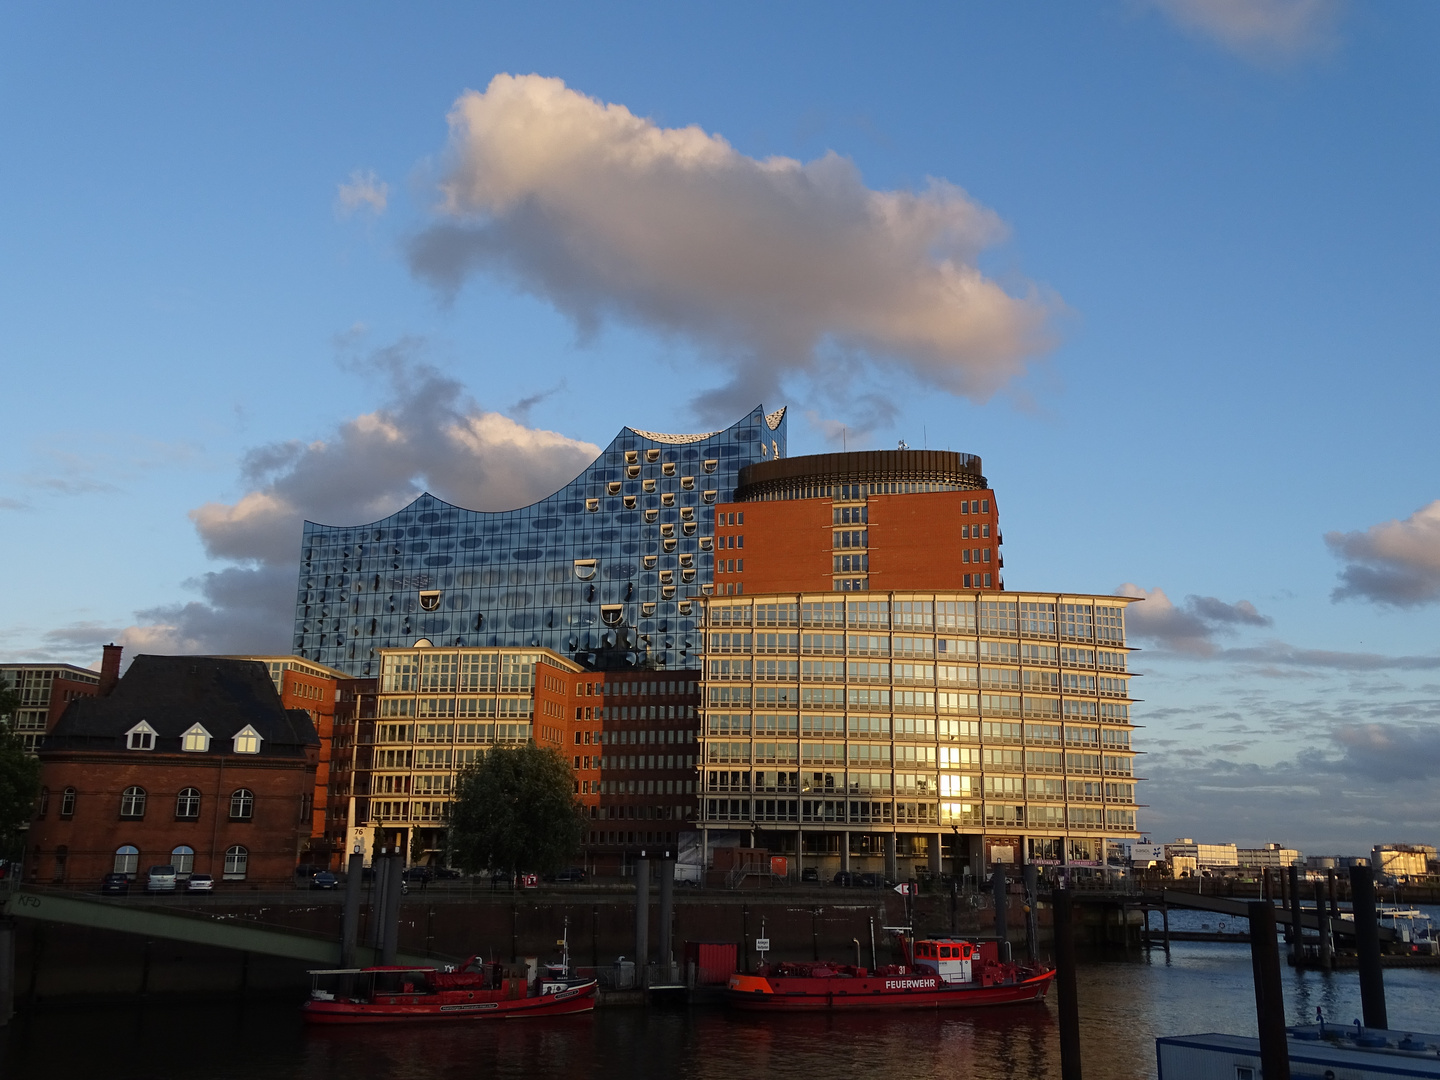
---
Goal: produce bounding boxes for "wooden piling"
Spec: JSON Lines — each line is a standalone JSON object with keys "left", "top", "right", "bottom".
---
{"left": 1247, "top": 901, "right": 1291, "bottom": 1080}
{"left": 1350, "top": 864, "right": 1387, "bottom": 1030}
{"left": 1053, "top": 888, "right": 1082, "bottom": 1080}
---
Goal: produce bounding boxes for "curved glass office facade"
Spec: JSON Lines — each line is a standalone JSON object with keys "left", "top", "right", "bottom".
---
{"left": 293, "top": 406, "right": 787, "bottom": 676}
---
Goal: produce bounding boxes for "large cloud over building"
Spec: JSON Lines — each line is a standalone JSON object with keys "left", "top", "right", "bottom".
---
{"left": 57, "top": 346, "right": 600, "bottom": 658}
{"left": 409, "top": 74, "right": 1057, "bottom": 421}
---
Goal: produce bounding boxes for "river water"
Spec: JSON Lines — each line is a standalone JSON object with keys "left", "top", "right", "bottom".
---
{"left": 4, "top": 929, "right": 1438, "bottom": 1079}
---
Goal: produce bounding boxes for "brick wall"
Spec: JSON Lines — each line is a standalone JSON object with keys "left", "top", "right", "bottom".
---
{"left": 29, "top": 752, "right": 316, "bottom": 887}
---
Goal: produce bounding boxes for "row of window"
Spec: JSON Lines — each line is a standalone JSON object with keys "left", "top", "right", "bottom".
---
{"left": 705, "top": 634, "right": 1125, "bottom": 667}
{"left": 38, "top": 786, "right": 257, "bottom": 821}
{"left": 110, "top": 844, "right": 249, "bottom": 879}
{"left": 124, "top": 722, "right": 263, "bottom": 755}
{"left": 705, "top": 599, "right": 1123, "bottom": 639}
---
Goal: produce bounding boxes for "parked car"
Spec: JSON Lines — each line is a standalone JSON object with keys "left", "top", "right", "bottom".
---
{"left": 832, "top": 870, "right": 854, "bottom": 887}
{"left": 310, "top": 871, "right": 339, "bottom": 890}
{"left": 187, "top": 873, "right": 214, "bottom": 893}
{"left": 435, "top": 866, "right": 462, "bottom": 880}
{"left": 146, "top": 864, "right": 178, "bottom": 892}
{"left": 856, "top": 872, "right": 882, "bottom": 888}
{"left": 548, "top": 867, "right": 586, "bottom": 883}
{"left": 801, "top": 866, "right": 819, "bottom": 883}
{"left": 100, "top": 872, "right": 130, "bottom": 895}
{"left": 402, "top": 866, "right": 435, "bottom": 883}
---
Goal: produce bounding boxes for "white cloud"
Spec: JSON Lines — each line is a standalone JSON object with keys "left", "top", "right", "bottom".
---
{"left": 336, "top": 168, "right": 389, "bottom": 217}
{"left": 1326, "top": 500, "right": 1440, "bottom": 607}
{"left": 1147, "top": 0, "right": 1344, "bottom": 61}
{"left": 1118, "top": 583, "right": 1271, "bottom": 656}
{"left": 409, "top": 74, "right": 1057, "bottom": 421}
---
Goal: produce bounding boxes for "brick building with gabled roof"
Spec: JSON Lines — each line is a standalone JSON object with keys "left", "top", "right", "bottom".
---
{"left": 27, "top": 655, "right": 320, "bottom": 888}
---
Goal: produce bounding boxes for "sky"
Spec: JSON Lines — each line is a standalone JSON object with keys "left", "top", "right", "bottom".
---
{"left": 2, "top": 1, "right": 1437, "bottom": 855}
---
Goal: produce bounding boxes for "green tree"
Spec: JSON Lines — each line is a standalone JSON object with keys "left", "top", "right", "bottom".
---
{"left": 448, "top": 744, "right": 584, "bottom": 876}
{"left": 0, "top": 677, "right": 42, "bottom": 853}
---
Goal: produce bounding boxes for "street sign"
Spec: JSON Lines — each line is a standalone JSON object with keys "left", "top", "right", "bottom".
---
{"left": 894, "top": 883, "right": 914, "bottom": 895}
{"left": 755, "top": 937, "right": 770, "bottom": 952}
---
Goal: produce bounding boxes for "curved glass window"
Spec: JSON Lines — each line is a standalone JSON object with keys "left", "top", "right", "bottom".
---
{"left": 176, "top": 787, "right": 201, "bottom": 819}
{"left": 171, "top": 845, "right": 195, "bottom": 875}
{"left": 60, "top": 787, "right": 76, "bottom": 817}
{"left": 223, "top": 845, "right": 248, "bottom": 880}
{"left": 120, "top": 786, "right": 147, "bottom": 819}
{"left": 114, "top": 845, "right": 140, "bottom": 875}
{"left": 230, "top": 788, "right": 254, "bottom": 821}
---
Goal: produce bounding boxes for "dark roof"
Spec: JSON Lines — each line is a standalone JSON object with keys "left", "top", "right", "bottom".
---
{"left": 43, "top": 655, "right": 319, "bottom": 758}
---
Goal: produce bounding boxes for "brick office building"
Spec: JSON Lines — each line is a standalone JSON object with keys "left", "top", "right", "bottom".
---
{"left": 711, "top": 450, "right": 1003, "bottom": 597}
{"left": 338, "top": 644, "right": 698, "bottom": 875}
{"left": 27, "top": 656, "right": 319, "bottom": 888}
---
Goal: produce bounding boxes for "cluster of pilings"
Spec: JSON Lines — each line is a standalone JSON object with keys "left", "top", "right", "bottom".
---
{"left": 627, "top": 851, "right": 677, "bottom": 988}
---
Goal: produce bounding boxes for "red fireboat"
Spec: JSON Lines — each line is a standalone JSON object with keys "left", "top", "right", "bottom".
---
{"left": 302, "top": 926, "right": 597, "bottom": 1024}
{"left": 726, "top": 933, "right": 1053, "bottom": 1012}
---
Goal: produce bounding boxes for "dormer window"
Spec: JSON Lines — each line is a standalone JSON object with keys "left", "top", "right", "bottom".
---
{"left": 181, "top": 724, "right": 212, "bottom": 753}
{"left": 125, "top": 721, "right": 158, "bottom": 751}
{"left": 232, "top": 725, "right": 263, "bottom": 755}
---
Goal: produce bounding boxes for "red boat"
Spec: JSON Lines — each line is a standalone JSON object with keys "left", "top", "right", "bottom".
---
{"left": 302, "top": 954, "right": 597, "bottom": 1024}
{"left": 726, "top": 935, "right": 1053, "bottom": 1012}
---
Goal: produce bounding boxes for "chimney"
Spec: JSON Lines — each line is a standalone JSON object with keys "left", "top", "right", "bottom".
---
{"left": 99, "top": 643, "right": 123, "bottom": 697}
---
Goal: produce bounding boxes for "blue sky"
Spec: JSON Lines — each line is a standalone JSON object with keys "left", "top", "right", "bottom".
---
{"left": 3, "top": 2, "right": 1437, "bottom": 853}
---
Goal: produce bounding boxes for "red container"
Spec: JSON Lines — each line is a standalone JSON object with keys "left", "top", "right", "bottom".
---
{"left": 684, "top": 941, "right": 738, "bottom": 985}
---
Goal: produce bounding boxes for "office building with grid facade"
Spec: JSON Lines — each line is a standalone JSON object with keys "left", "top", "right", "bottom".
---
{"left": 696, "top": 591, "right": 1140, "bottom": 879}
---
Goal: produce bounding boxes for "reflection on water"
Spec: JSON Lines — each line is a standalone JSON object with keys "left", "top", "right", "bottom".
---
{"left": 3, "top": 942, "right": 1437, "bottom": 1080}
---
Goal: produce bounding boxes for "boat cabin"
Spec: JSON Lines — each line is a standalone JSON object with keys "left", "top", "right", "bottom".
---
{"left": 912, "top": 938, "right": 975, "bottom": 984}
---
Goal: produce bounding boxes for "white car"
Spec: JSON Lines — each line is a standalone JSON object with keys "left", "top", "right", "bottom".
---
{"left": 186, "top": 873, "right": 214, "bottom": 893}
{"left": 145, "top": 864, "right": 178, "bottom": 892}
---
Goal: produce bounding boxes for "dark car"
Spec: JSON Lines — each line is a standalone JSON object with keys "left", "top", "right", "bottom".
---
{"left": 856, "top": 872, "right": 882, "bottom": 888}
{"left": 832, "top": 870, "right": 853, "bottom": 887}
{"left": 435, "top": 866, "right": 462, "bottom": 880}
{"left": 550, "top": 867, "right": 586, "bottom": 883}
{"left": 402, "top": 866, "right": 435, "bottom": 883}
{"left": 100, "top": 872, "right": 130, "bottom": 895}
{"left": 801, "top": 866, "right": 819, "bottom": 883}
{"left": 310, "top": 871, "right": 339, "bottom": 890}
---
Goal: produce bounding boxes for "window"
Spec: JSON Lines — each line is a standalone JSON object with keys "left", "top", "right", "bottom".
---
{"left": 114, "top": 845, "right": 140, "bottom": 876}
{"left": 643, "top": 479, "right": 657, "bottom": 493}
{"left": 702, "top": 490, "right": 717, "bottom": 504}
{"left": 175, "top": 787, "right": 201, "bottom": 819}
{"left": 125, "top": 721, "right": 157, "bottom": 750}
{"left": 171, "top": 845, "right": 195, "bottom": 875}
{"left": 232, "top": 726, "right": 262, "bottom": 755}
{"left": 644, "top": 509, "right": 659, "bottom": 523}
{"left": 585, "top": 498, "right": 599, "bottom": 512}
{"left": 623, "top": 495, "right": 637, "bottom": 509}
{"left": 662, "top": 462, "right": 676, "bottom": 476}
{"left": 607, "top": 481, "right": 622, "bottom": 495}
{"left": 703, "top": 459, "right": 718, "bottom": 473}
{"left": 37, "top": 786, "right": 49, "bottom": 818}
{"left": 645, "top": 448, "right": 660, "bottom": 463}
{"left": 60, "top": 787, "right": 76, "bottom": 817}
{"left": 181, "top": 723, "right": 211, "bottom": 752}
{"left": 120, "top": 786, "right": 147, "bottom": 819}
{"left": 574, "top": 559, "right": 598, "bottom": 580}
{"left": 223, "top": 845, "right": 248, "bottom": 880}
{"left": 230, "top": 788, "right": 255, "bottom": 821}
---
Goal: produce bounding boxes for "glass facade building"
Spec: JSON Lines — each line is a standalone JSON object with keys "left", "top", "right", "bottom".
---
{"left": 293, "top": 406, "right": 787, "bottom": 676}
{"left": 696, "top": 590, "right": 1140, "bottom": 875}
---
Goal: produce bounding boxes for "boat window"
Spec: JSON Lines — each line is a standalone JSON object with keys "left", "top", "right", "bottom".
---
{"left": 940, "top": 946, "right": 952, "bottom": 958}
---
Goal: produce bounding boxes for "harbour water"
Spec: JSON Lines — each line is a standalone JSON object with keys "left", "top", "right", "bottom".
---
{"left": 3, "top": 929, "right": 1437, "bottom": 1079}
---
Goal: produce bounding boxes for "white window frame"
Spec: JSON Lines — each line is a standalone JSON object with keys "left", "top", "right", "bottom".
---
{"left": 181, "top": 723, "right": 211, "bottom": 753}
{"left": 232, "top": 725, "right": 263, "bottom": 755}
{"left": 125, "top": 721, "right": 158, "bottom": 751}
